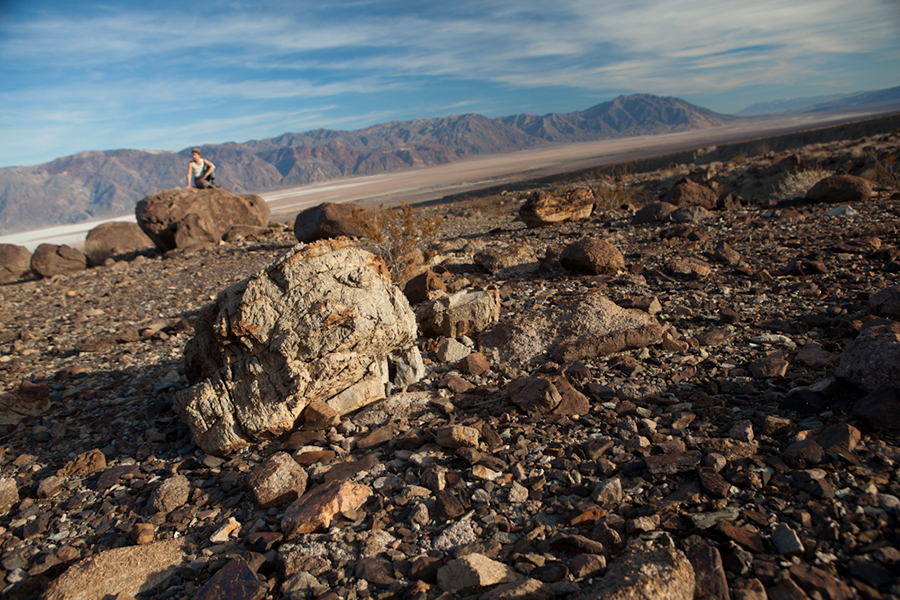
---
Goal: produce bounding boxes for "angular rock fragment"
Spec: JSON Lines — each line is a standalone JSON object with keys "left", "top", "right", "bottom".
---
{"left": 571, "top": 540, "right": 694, "bottom": 600}
{"left": 418, "top": 288, "right": 501, "bottom": 338}
{"left": 174, "top": 239, "right": 421, "bottom": 455}
{"left": 662, "top": 179, "right": 717, "bottom": 209}
{"left": 247, "top": 452, "right": 308, "bottom": 507}
{"left": 281, "top": 480, "right": 371, "bottom": 539}
{"left": 475, "top": 243, "right": 540, "bottom": 277}
{"left": 437, "top": 553, "right": 520, "bottom": 592}
{"left": 192, "top": 556, "right": 268, "bottom": 600}
{"left": 837, "top": 319, "right": 900, "bottom": 392}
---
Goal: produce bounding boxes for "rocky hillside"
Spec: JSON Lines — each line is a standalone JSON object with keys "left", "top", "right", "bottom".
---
{"left": 0, "top": 129, "right": 898, "bottom": 600}
{"left": 0, "top": 95, "right": 734, "bottom": 236}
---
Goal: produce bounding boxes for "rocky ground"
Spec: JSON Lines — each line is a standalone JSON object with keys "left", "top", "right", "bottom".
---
{"left": 0, "top": 128, "right": 899, "bottom": 600}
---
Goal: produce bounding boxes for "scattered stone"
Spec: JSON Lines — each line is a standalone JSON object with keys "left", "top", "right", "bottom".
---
{"left": 837, "top": 319, "right": 900, "bottom": 392}
{"left": 0, "top": 243, "right": 33, "bottom": 283}
{"left": 418, "top": 288, "right": 501, "bottom": 338}
{"left": 572, "top": 540, "right": 694, "bottom": 600}
{"left": 559, "top": 237, "right": 625, "bottom": 275}
{"left": 192, "top": 556, "right": 267, "bottom": 600}
{"left": 519, "top": 187, "right": 594, "bottom": 227}
{"left": 84, "top": 221, "right": 155, "bottom": 266}
{"left": 437, "top": 553, "right": 520, "bottom": 592}
{"left": 475, "top": 243, "right": 540, "bottom": 277}
{"left": 805, "top": 174, "right": 872, "bottom": 204}
{"left": 281, "top": 480, "right": 371, "bottom": 539}
{"left": 31, "top": 243, "right": 86, "bottom": 277}
{"left": 246, "top": 452, "right": 309, "bottom": 507}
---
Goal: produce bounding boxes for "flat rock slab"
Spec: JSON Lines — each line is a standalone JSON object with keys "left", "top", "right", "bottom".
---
{"left": 174, "top": 238, "right": 420, "bottom": 455}
{"left": 40, "top": 538, "right": 189, "bottom": 600}
{"left": 281, "top": 480, "right": 371, "bottom": 539}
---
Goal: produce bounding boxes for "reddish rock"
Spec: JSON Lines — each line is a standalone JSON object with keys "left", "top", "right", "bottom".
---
{"left": 459, "top": 352, "right": 490, "bottom": 375}
{"left": 192, "top": 556, "right": 267, "bottom": 600}
{"left": 631, "top": 201, "right": 678, "bottom": 225}
{"left": 281, "top": 480, "right": 371, "bottom": 539}
{"left": 837, "top": 319, "right": 900, "bottom": 393}
{"left": 578, "top": 540, "right": 694, "bottom": 600}
{"left": 403, "top": 269, "right": 447, "bottom": 304}
{"left": 662, "top": 179, "right": 717, "bottom": 209}
{"left": 560, "top": 237, "right": 626, "bottom": 275}
{"left": 57, "top": 448, "right": 106, "bottom": 478}
{"left": 509, "top": 377, "right": 561, "bottom": 414}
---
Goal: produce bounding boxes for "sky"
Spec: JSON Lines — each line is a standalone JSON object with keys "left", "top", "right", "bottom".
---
{"left": 1, "top": 0, "right": 899, "bottom": 169}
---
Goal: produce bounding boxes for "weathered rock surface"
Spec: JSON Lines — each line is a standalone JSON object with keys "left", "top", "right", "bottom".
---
{"left": 482, "top": 293, "right": 663, "bottom": 364}
{"left": 519, "top": 188, "right": 594, "bottom": 227}
{"left": 572, "top": 541, "right": 695, "bottom": 600}
{"left": 0, "top": 244, "right": 32, "bottom": 283}
{"left": 174, "top": 238, "right": 420, "bottom": 455}
{"left": 293, "top": 201, "right": 367, "bottom": 243}
{"left": 30, "top": 243, "right": 86, "bottom": 277}
{"left": 662, "top": 179, "right": 718, "bottom": 209}
{"left": 136, "top": 188, "right": 270, "bottom": 251}
{"left": 417, "top": 288, "right": 501, "bottom": 338}
{"left": 84, "top": 221, "right": 155, "bottom": 266}
{"left": 836, "top": 319, "right": 900, "bottom": 392}
{"left": 40, "top": 538, "right": 189, "bottom": 600}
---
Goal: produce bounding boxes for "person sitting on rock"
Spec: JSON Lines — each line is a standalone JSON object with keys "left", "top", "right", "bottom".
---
{"left": 184, "top": 148, "right": 218, "bottom": 189}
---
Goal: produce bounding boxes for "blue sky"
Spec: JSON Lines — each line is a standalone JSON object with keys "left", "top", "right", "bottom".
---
{"left": 1, "top": 0, "right": 899, "bottom": 168}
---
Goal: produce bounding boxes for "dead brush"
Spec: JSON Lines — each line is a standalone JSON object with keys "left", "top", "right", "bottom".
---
{"left": 593, "top": 175, "right": 650, "bottom": 211}
{"left": 865, "top": 150, "right": 900, "bottom": 188}
{"left": 352, "top": 202, "right": 443, "bottom": 283}
{"left": 772, "top": 167, "right": 833, "bottom": 201}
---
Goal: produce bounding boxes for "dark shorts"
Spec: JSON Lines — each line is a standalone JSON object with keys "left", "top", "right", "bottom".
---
{"left": 193, "top": 167, "right": 216, "bottom": 189}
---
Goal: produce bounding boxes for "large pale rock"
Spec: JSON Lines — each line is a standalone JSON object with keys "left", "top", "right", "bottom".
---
{"left": 174, "top": 239, "right": 420, "bottom": 455}
{"left": 519, "top": 188, "right": 594, "bottom": 227}
{"left": 482, "top": 293, "right": 663, "bottom": 365}
{"left": 136, "top": 188, "right": 270, "bottom": 251}
{"left": 40, "top": 538, "right": 189, "bottom": 600}
{"left": 294, "top": 201, "right": 368, "bottom": 243}
{"left": 31, "top": 244, "right": 86, "bottom": 277}
{"left": 662, "top": 179, "right": 717, "bottom": 209}
{"left": 84, "top": 221, "right": 155, "bottom": 265}
{"left": 571, "top": 540, "right": 695, "bottom": 600}
{"left": 806, "top": 174, "right": 872, "bottom": 203}
{"left": 437, "top": 553, "right": 521, "bottom": 592}
{"left": 0, "top": 244, "right": 32, "bottom": 283}
{"left": 837, "top": 319, "right": 900, "bottom": 392}
{"left": 418, "top": 288, "right": 501, "bottom": 338}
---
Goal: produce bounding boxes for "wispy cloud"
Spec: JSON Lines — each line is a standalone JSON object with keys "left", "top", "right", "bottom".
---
{"left": 0, "top": 0, "right": 898, "bottom": 167}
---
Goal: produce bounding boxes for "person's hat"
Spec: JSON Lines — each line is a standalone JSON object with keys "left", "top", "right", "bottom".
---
{"left": 191, "top": 148, "right": 202, "bottom": 156}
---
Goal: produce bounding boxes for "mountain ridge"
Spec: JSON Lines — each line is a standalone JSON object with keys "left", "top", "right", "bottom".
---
{"left": 3, "top": 93, "right": 736, "bottom": 235}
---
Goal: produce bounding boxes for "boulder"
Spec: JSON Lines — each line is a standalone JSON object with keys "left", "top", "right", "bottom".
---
{"left": 837, "top": 319, "right": 900, "bottom": 392}
{"left": 294, "top": 202, "right": 368, "bottom": 243}
{"left": 481, "top": 293, "right": 663, "bottom": 365}
{"left": 806, "top": 175, "right": 872, "bottom": 204}
{"left": 135, "top": 188, "right": 270, "bottom": 252}
{"left": 84, "top": 221, "right": 155, "bottom": 265}
{"left": 869, "top": 285, "right": 900, "bottom": 319}
{"left": 560, "top": 237, "right": 625, "bottom": 275}
{"left": 0, "top": 381, "right": 50, "bottom": 426}
{"left": 403, "top": 269, "right": 446, "bottom": 305}
{"left": 519, "top": 188, "right": 594, "bottom": 227}
{"left": 0, "top": 244, "right": 32, "bottom": 283}
{"left": 30, "top": 244, "right": 86, "bottom": 277}
{"left": 631, "top": 202, "right": 678, "bottom": 226}
{"left": 417, "top": 288, "right": 501, "bottom": 338}
{"left": 662, "top": 179, "right": 717, "bottom": 209}
{"left": 173, "top": 238, "right": 421, "bottom": 455}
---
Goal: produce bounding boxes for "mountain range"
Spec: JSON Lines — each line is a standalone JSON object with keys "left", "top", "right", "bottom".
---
{"left": 2, "top": 87, "right": 898, "bottom": 236}
{"left": 0, "top": 94, "right": 732, "bottom": 235}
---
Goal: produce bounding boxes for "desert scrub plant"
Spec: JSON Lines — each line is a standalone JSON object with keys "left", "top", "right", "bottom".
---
{"left": 352, "top": 202, "right": 443, "bottom": 283}
{"left": 594, "top": 175, "right": 650, "bottom": 211}
{"left": 865, "top": 150, "right": 900, "bottom": 188}
{"left": 772, "top": 168, "right": 833, "bottom": 201}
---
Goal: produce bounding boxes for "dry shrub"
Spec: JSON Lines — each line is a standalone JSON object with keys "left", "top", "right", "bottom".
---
{"left": 353, "top": 202, "right": 443, "bottom": 283}
{"left": 772, "top": 168, "right": 833, "bottom": 201}
{"left": 594, "top": 175, "right": 650, "bottom": 210}
{"left": 867, "top": 151, "right": 900, "bottom": 188}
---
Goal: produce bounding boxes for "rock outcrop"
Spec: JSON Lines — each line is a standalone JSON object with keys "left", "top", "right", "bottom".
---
{"left": 135, "top": 188, "right": 270, "bottom": 252}
{"left": 174, "top": 238, "right": 421, "bottom": 455}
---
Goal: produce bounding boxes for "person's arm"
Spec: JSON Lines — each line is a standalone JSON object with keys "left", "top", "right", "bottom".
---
{"left": 201, "top": 159, "right": 216, "bottom": 180}
{"left": 184, "top": 162, "right": 193, "bottom": 188}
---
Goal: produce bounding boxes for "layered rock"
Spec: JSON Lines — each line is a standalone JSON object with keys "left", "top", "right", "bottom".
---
{"left": 519, "top": 188, "right": 595, "bottom": 227}
{"left": 135, "top": 188, "right": 270, "bottom": 251}
{"left": 174, "top": 238, "right": 421, "bottom": 454}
